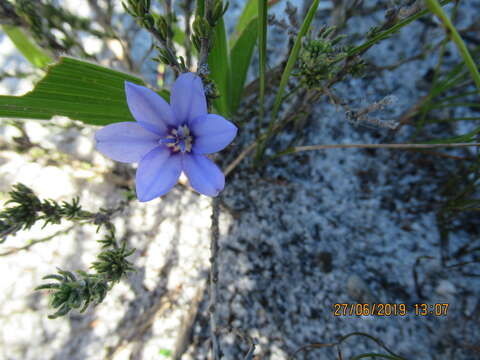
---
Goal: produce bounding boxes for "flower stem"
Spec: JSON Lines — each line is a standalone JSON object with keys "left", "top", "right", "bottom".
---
{"left": 183, "top": 0, "right": 194, "bottom": 68}
{"left": 198, "top": 0, "right": 213, "bottom": 72}
{"left": 209, "top": 196, "right": 222, "bottom": 359}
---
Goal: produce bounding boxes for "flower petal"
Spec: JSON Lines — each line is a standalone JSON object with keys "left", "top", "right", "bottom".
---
{"left": 191, "top": 114, "right": 237, "bottom": 154}
{"left": 136, "top": 147, "right": 182, "bottom": 201}
{"left": 95, "top": 122, "right": 160, "bottom": 163}
{"left": 125, "top": 81, "right": 175, "bottom": 135}
{"left": 171, "top": 73, "right": 207, "bottom": 125}
{"left": 183, "top": 154, "right": 225, "bottom": 196}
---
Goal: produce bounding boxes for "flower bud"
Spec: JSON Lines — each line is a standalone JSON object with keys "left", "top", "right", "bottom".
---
{"left": 193, "top": 17, "right": 210, "bottom": 38}
{"left": 192, "top": 34, "right": 201, "bottom": 52}
{"left": 136, "top": 0, "right": 146, "bottom": 16}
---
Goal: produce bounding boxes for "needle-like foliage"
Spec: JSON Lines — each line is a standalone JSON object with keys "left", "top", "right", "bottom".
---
{"left": 0, "top": 183, "right": 135, "bottom": 318}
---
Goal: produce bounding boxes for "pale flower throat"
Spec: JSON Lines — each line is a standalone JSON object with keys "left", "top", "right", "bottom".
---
{"left": 160, "top": 125, "right": 193, "bottom": 153}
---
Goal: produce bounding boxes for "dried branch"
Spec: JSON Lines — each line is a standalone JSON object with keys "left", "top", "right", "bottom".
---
{"left": 282, "top": 142, "right": 480, "bottom": 154}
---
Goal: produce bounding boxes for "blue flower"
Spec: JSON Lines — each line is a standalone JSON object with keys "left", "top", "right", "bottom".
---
{"left": 95, "top": 73, "right": 237, "bottom": 201}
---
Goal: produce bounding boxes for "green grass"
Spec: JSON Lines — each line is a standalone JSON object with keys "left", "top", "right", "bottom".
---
{"left": 425, "top": 0, "right": 480, "bottom": 90}
{"left": 254, "top": 0, "right": 322, "bottom": 163}
{"left": 1, "top": 25, "right": 53, "bottom": 68}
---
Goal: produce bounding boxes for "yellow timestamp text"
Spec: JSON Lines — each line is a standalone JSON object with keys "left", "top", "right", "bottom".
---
{"left": 333, "top": 303, "right": 449, "bottom": 317}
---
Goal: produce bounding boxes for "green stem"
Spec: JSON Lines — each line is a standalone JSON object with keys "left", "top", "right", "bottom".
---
{"left": 257, "top": 0, "right": 268, "bottom": 132}
{"left": 346, "top": 0, "right": 452, "bottom": 59}
{"left": 424, "top": 0, "right": 480, "bottom": 90}
{"left": 254, "top": 0, "right": 321, "bottom": 163}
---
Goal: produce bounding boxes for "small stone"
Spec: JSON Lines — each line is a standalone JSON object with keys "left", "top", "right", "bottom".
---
{"left": 435, "top": 280, "right": 456, "bottom": 299}
{"left": 316, "top": 251, "right": 333, "bottom": 273}
{"left": 346, "top": 274, "right": 376, "bottom": 304}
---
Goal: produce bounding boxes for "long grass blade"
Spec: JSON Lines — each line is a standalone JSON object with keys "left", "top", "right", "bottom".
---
{"left": 254, "top": 0, "right": 321, "bottom": 162}
{"left": 257, "top": 0, "right": 268, "bottom": 126}
{"left": 425, "top": 0, "right": 480, "bottom": 90}
{"left": 208, "top": 16, "right": 231, "bottom": 116}
{"left": 234, "top": 0, "right": 257, "bottom": 43}
{"left": 425, "top": 126, "right": 480, "bottom": 144}
{"left": 232, "top": 0, "right": 280, "bottom": 48}
{"left": 271, "top": 0, "right": 321, "bottom": 121}
{"left": 347, "top": 0, "right": 452, "bottom": 58}
{"left": 196, "top": 0, "right": 205, "bottom": 17}
{"left": 230, "top": 18, "right": 258, "bottom": 114}
{"left": 2, "top": 25, "right": 53, "bottom": 68}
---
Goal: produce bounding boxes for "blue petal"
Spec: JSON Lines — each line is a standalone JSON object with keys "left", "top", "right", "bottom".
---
{"left": 136, "top": 147, "right": 182, "bottom": 201}
{"left": 95, "top": 122, "right": 160, "bottom": 163}
{"left": 171, "top": 73, "right": 207, "bottom": 125}
{"left": 125, "top": 81, "right": 175, "bottom": 135}
{"left": 183, "top": 154, "right": 225, "bottom": 196}
{"left": 191, "top": 114, "right": 237, "bottom": 154}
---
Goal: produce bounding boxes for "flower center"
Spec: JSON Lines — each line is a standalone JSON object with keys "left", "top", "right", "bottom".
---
{"left": 160, "top": 125, "right": 193, "bottom": 153}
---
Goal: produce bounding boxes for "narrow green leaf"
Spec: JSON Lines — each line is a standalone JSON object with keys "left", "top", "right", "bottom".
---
{"left": 230, "top": 18, "right": 258, "bottom": 113}
{"left": 208, "top": 17, "right": 231, "bottom": 116}
{"left": 430, "top": 102, "right": 480, "bottom": 109}
{"left": 425, "top": 0, "right": 480, "bottom": 90}
{"left": 172, "top": 24, "right": 186, "bottom": 45}
{"left": 437, "top": 90, "right": 479, "bottom": 103}
{"left": 257, "top": 0, "right": 268, "bottom": 125}
{"left": 346, "top": 0, "right": 452, "bottom": 59}
{"left": 232, "top": 0, "right": 279, "bottom": 47}
{"left": 234, "top": 0, "right": 257, "bottom": 41}
{"left": 196, "top": 0, "right": 205, "bottom": 17}
{"left": 428, "top": 117, "right": 480, "bottom": 123}
{"left": 424, "top": 126, "right": 480, "bottom": 144}
{"left": 270, "top": 0, "right": 320, "bottom": 122}
{"left": 432, "top": 62, "right": 469, "bottom": 97}
{"left": 0, "top": 57, "right": 146, "bottom": 125}
{"left": 159, "top": 349, "right": 173, "bottom": 357}
{"left": 255, "top": 0, "right": 320, "bottom": 162}
{"left": 1, "top": 25, "right": 53, "bottom": 68}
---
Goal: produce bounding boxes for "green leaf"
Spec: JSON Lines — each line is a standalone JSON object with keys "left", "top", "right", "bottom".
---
{"left": 172, "top": 24, "right": 186, "bottom": 45}
{"left": 346, "top": 0, "right": 453, "bottom": 59}
{"left": 424, "top": 125, "right": 480, "bottom": 144}
{"left": 257, "top": 0, "right": 268, "bottom": 125}
{"left": 270, "top": 0, "right": 321, "bottom": 122}
{"left": 0, "top": 57, "right": 147, "bottom": 126}
{"left": 1, "top": 25, "right": 53, "bottom": 68}
{"left": 208, "top": 16, "right": 231, "bottom": 117}
{"left": 234, "top": 0, "right": 257, "bottom": 42}
{"left": 196, "top": 0, "right": 205, "bottom": 17}
{"left": 159, "top": 349, "right": 173, "bottom": 357}
{"left": 231, "top": 0, "right": 279, "bottom": 47}
{"left": 255, "top": 0, "right": 321, "bottom": 162}
{"left": 230, "top": 18, "right": 258, "bottom": 113}
{"left": 425, "top": 0, "right": 480, "bottom": 90}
